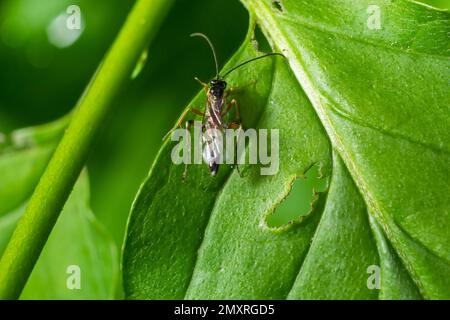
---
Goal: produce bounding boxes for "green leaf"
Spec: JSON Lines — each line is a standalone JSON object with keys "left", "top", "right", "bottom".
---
{"left": 0, "top": 205, "right": 24, "bottom": 254}
{"left": 20, "top": 172, "right": 119, "bottom": 300}
{"left": 0, "top": 117, "right": 67, "bottom": 252}
{"left": 369, "top": 214, "right": 421, "bottom": 300}
{"left": 0, "top": 120, "right": 118, "bottom": 299}
{"left": 0, "top": 115, "right": 69, "bottom": 215}
{"left": 123, "top": 0, "right": 450, "bottom": 299}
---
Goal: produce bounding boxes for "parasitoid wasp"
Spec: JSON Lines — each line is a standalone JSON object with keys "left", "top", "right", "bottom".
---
{"left": 164, "top": 33, "right": 284, "bottom": 178}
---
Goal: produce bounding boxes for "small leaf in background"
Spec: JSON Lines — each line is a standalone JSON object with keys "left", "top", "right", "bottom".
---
{"left": 0, "top": 117, "right": 68, "bottom": 252}
{"left": 0, "top": 119, "right": 118, "bottom": 299}
{"left": 0, "top": 205, "right": 25, "bottom": 254}
{"left": 20, "top": 171, "right": 119, "bottom": 300}
{"left": 0, "top": 115, "right": 68, "bottom": 215}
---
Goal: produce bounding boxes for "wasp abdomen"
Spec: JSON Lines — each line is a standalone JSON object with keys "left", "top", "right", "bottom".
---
{"left": 202, "top": 125, "right": 223, "bottom": 177}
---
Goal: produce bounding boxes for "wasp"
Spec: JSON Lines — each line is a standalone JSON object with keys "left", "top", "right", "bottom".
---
{"left": 165, "top": 33, "right": 284, "bottom": 178}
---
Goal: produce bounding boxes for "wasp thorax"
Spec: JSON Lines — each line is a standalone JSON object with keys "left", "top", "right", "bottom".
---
{"left": 209, "top": 79, "right": 227, "bottom": 97}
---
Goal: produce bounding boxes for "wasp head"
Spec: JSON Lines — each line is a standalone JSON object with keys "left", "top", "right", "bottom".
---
{"left": 209, "top": 79, "right": 227, "bottom": 98}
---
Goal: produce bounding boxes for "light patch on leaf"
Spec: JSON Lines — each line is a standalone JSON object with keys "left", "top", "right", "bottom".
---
{"left": 131, "top": 49, "right": 148, "bottom": 80}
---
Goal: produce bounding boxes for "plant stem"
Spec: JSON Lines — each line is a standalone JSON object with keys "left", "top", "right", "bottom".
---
{"left": 0, "top": 0, "right": 173, "bottom": 299}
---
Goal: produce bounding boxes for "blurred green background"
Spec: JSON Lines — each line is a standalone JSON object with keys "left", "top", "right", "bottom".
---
{"left": 0, "top": 0, "right": 448, "bottom": 252}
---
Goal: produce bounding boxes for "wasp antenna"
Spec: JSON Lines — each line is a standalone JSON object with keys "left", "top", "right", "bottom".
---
{"left": 191, "top": 33, "right": 220, "bottom": 79}
{"left": 222, "top": 53, "right": 285, "bottom": 78}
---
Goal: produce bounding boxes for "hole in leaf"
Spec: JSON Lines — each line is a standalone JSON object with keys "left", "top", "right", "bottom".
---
{"left": 252, "top": 24, "right": 272, "bottom": 53}
{"left": 266, "top": 165, "right": 328, "bottom": 228}
{"left": 272, "top": 0, "right": 284, "bottom": 13}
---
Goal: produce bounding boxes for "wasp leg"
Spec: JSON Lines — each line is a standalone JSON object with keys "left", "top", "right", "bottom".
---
{"left": 222, "top": 99, "right": 241, "bottom": 122}
{"left": 182, "top": 119, "right": 197, "bottom": 181}
{"left": 195, "top": 77, "right": 209, "bottom": 94}
{"left": 163, "top": 107, "right": 204, "bottom": 141}
{"left": 227, "top": 121, "right": 244, "bottom": 177}
{"left": 225, "top": 100, "right": 243, "bottom": 176}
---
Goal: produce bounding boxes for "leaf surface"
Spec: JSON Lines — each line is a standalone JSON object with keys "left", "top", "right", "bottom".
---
{"left": 123, "top": 0, "right": 450, "bottom": 299}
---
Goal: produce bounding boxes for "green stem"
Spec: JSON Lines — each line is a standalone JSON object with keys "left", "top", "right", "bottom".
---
{"left": 0, "top": 0, "right": 173, "bottom": 299}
